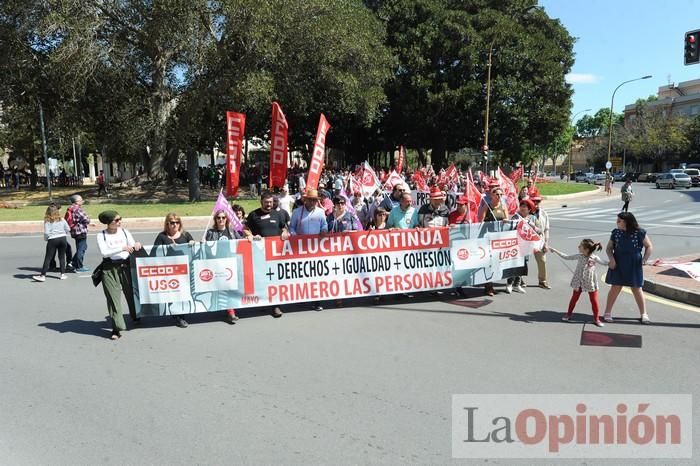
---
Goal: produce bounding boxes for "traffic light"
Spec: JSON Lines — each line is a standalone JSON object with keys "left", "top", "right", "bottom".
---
{"left": 685, "top": 30, "right": 700, "bottom": 65}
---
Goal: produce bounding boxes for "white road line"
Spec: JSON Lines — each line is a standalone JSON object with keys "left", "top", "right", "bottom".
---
{"left": 548, "top": 216, "right": 700, "bottom": 230}
{"left": 553, "top": 208, "right": 621, "bottom": 218}
{"left": 672, "top": 213, "right": 700, "bottom": 224}
{"left": 549, "top": 207, "right": 613, "bottom": 216}
{"left": 638, "top": 210, "right": 690, "bottom": 221}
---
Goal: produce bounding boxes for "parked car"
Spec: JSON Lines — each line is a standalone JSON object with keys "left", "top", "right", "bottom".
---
{"left": 593, "top": 174, "right": 607, "bottom": 185}
{"left": 636, "top": 173, "right": 651, "bottom": 182}
{"left": 585, "top": 173, "right": 597, "bottom": 184}
{"left": 683, "top": 168, "right": 700, "bottom": 186}
{"left": 669, "top": 169, "right": 685, "bottom": 174}
{"left": 647, "top": 173, "right": 663, "bottom": 183}
{"left": 656, "top": 172, "right": 692, "bottom": 189}
{"left": 612, "top": 171, "right": 627, "bottom": 181}
{"left": 574, "top": 172, "right": 590, "bottom": 182}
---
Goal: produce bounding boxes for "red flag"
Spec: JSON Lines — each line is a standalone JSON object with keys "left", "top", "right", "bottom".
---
{"left": 397, "top": 145, "right": 405, "bottom": 174}
{"left": 305, "top": 114, "right": 331, "bottom": 190}
{"left": 225, "top": 111, "right": 246, "bottom": 197}
{"left": 445, "top": 163, "right": 458, "bottom": 182}
{"left": 508, "top": 166, "right": 523, "bottom": 183}
{"left": 269, "top": 102, "right": 288, "bottom": 189}
{"left": 412, "top": 171, "right": 428, "bottom": 192}
{"left": 497, "top": 167, "right": 519, "bottom": 215}
{"left": 463, "top": 177, "right": 481, "bottom": 223}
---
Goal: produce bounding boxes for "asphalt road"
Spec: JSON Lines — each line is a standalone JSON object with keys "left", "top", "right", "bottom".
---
{"left": 1, "top": 183, "right": 699, "bottom": 465}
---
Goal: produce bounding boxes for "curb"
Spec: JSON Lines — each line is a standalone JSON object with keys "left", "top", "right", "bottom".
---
{"left": 542, "top": 185, "right": 604, "bottom": 201}
{"left": 643, "top": 278, "right": 700, "bottom": 307}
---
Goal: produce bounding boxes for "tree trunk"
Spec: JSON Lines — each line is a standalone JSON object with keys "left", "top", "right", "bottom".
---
{"left": 431, "top": 144, "right": 446, "bottom": 168}
{"left": 416, "top": 148, "right": 427, "bottom": 167}
{"left": 148, "top": 53, "right": 176, "bottom": 182}
{"left": 187, "top": 150, "right": 201, "bottom": 201}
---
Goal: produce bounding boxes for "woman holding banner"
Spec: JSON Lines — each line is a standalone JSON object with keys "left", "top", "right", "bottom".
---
{"left": 204, "top": 209, "right": 243, "bottom": 324}
{"left": 154, "top": 213, "right": 195, "bottom": 328}
{"left": 478, "top": 186, "right": 508, "bottom": 296}
{"left": 96, "top": 210, "right": 142, "bottom": 340}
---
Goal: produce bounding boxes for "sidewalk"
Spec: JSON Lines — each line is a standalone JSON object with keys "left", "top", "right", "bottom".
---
{"left": 0, "top": 216, "right": 213, "bottom": 236}
{"left": 644, "top": 254, "right": 700, "bottom": 307}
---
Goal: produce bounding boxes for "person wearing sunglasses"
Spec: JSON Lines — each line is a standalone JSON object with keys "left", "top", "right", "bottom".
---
{"left": 96, "top": 210, "right": 142, "bottom": 340}
{"left": 327, "top": 196, "right": 360, "bottom": 233}
{"left": 153, "top": 212, "right": 195, "bottom": 328}
{"left": 204, "top": 209, "right": 244, "bottom": 325}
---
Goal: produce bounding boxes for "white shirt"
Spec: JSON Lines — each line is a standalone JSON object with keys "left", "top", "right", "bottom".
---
{"left": 97, "top": 228, "right": 136, "bottom": 261}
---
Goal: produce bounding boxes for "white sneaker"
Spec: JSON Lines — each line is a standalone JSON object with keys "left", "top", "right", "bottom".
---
{"left": 59, "top": 274, "right": 67, "bottom": 280}
{"left": 515, "top": 285, "right": 526, "bottom": 294}
{"left": 603, "top": 314, "right": 614, "bottom": 323}
{"left": 561, "top": 315, "right": 570, "bottom": 322}
{"left": 594, "top": 320, "right": 605, "bottom": 327}
{"left": 640, "top": 314, "right": 651, "bottom": 324}
{"left": 506, "top": 284, "right": 513, "bottom": 294}
{"left": 33, "top": 275, "right": 46, "bottom": 282}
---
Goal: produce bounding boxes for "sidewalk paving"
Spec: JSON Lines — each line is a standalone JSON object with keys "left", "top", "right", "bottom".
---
{"left": 643, "top": 254, "right": 700, "bottom": 307}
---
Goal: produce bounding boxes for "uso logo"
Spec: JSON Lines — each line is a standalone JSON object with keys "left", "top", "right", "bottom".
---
{"left": 199, "top": 269, "right": 214, "bottom": 282}
{"left": 148, "top": 278, "right": 181, "bottom": 291}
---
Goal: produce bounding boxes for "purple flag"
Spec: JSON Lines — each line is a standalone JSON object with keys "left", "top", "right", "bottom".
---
{"left": 213, "top": 191, "right": 244, "bottom": 232}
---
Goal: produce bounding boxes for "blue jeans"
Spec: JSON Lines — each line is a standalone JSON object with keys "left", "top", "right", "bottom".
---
{"left": 72, "top": 235, "right": 88, "bottom": 269}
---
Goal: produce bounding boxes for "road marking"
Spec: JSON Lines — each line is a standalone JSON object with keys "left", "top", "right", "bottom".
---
{"left": 639, "top": 210, "right": 689, "bottom": 221}
{"left": 599, "top": 273, "right": 700, "bottom": 313}
{"left": 672, "top": 213, "right": 700, "bottom": 224}
{"left": 549, "top": 216, "right": 700, "bottom": 230}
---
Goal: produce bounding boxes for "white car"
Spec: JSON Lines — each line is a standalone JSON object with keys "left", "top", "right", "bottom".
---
{"left": 593, "top": 174, "right": 607, "bottom": 185}
{"left": 656, "top": 172, "right": 692, "bottom": 189}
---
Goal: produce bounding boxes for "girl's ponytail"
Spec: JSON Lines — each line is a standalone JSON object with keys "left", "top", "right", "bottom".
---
{"left": 581, "top": 239, "right": 603, "bottom": 255}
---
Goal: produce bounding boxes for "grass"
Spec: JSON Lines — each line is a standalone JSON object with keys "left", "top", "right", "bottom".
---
{"left": 0, "top": 200, "right": 261, "bottom": 222}
{"left": 526, "top": 182, "right": 597, "bottom": 196}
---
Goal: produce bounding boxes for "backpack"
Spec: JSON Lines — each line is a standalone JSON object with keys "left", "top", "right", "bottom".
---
{"left": 64, "top": 205, "right": 76, "bottom": 230}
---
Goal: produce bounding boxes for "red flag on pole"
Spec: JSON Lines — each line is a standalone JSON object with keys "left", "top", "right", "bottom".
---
{"left": 305, "top": 114, "right": 331, "bottom": 190}
{"left": 463, "top": 177, "right": 481, "bottom": 223}
{"left": 225, "top": 111, "right": 246, "bottom": 197}
{"left": 397, "top": 145, "right": 405, "bottom": 174}
{"left": 508, "top": 166, "right": 523, "bottom": 183}
{"left": 497, "top": 167, "right": 519, "bottom": 215}
{"left": 269, "top": 102, "right": 288, "bottom": 189}
{"left": 412, "top": 170, "right": 428, "bottom": 192}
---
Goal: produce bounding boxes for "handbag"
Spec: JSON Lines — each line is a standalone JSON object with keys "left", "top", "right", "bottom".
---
{"left": 91, "top": 262, "right": 104, "bottom": 287}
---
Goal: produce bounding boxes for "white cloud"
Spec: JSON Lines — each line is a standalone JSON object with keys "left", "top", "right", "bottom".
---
{"left": 565, "top": 73, "right": 601, "bottom": 84}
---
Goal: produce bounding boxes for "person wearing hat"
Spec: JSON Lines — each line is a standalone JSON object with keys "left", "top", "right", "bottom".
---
{"left": 530, "top": 196, "right": 551, "bottom": 289}
{"left": 289, "top": 188, "right": 328, "bottom": 236}
{"left": 289, "top": 188, "right": 328, "bottom": 311}
{"left": 96, "top": 210, "right": 142, "bottom": 340}
{"left": 448, "top": 195, "right": 474, "bottom": 225}
{"left": 410, "top": 186, "right": 449, "bottom": 228}
{"left": 327, "top": 196, "right": 361, "bottom": 233}
{"left": 505, "top": 199, "right": 539, "bottom": 294}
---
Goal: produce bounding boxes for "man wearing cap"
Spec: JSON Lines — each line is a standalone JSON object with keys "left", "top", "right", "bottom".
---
{"left": 411, "top": 186, "right": 449, "bottom": 228}
{"left": 387, "top": 192, "right": 415, "bottom": 229}
{"left": 530, "top": 196, "right": 551, "bottom": 289}
{"left": 448, "top": 195, "right": 472, "bottom": 225}
{"left": 289, "top": 188, "right": 328, "bottom": 236}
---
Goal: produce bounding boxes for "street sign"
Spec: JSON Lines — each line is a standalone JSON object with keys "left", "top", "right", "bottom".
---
{"left": 605, "top": 161, "right": 612, "bottom": 170}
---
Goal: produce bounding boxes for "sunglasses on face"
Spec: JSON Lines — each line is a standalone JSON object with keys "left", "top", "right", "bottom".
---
{"left": 112, "top": 218, "right": 122, "bottom": 223}
{"left": 169, "top": 221, "right": 180, "bottom": 226}
{"left": 216, "top": 216, "right": 227, "bottom": 220}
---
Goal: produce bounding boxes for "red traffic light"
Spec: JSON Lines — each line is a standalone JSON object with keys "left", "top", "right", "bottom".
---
{"left": 685, "top": 30, "right": 700, "bottom": 65}
{"left": 689, "top": 35, "right": 697, "bottom": 44}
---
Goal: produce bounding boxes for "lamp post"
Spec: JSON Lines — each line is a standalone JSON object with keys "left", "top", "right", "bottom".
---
{"left": 606, "top": 75, "right": 652, "bottom": 167}
{"left": 568, "top": 108, "right": 591, "bottom": 181}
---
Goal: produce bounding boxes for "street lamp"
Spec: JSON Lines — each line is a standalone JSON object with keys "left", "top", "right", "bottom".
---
{"left": 567, "top": 108, "right": 591, "bottom": 181}
{"left": 606, "top": 75, "right": 652, "bottom": 168}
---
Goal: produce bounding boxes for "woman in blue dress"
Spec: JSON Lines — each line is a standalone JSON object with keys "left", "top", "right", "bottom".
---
{"left": 602, "top": 212, "right": 653, "bottom": 324}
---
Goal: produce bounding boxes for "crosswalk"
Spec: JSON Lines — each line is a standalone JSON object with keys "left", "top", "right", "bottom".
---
{"left": 546, "top": 205, "right": 700, "bottom": 228}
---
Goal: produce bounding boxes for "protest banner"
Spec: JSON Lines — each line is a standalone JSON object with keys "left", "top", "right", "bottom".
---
{"left": 269, "top": 102, "right": 288, "bottom": 189}
{"left": 225, "top": 111, "right": 246, "bottom": 196}
{"left": 130, "top": 222, "right": 538, "bottom": 317}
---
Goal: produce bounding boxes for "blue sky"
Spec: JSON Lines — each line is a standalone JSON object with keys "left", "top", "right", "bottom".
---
{"left": 540, "top": 0, "right": 700, "bottom": 123}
